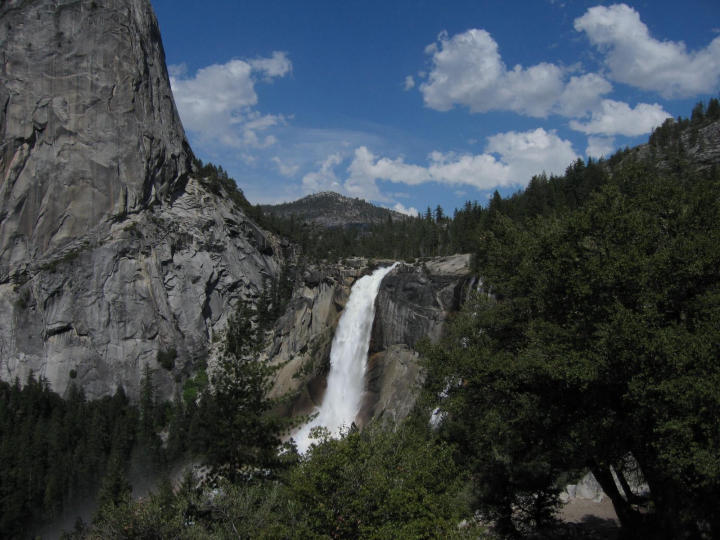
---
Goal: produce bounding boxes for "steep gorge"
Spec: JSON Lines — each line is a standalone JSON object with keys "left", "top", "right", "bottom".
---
{"left": 270, "top": 255, "right": 473, "bottom": 428}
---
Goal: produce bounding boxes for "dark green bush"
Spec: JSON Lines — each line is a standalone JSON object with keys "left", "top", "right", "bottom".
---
{"left": 156, "top": 348, "right": 177, "bottom": 371}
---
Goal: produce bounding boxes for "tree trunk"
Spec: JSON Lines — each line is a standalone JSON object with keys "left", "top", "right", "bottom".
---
{"left": 612, "top": 463, "right": 642, "bottom": 505}
{"left": 590, "top": 464, "right": 642, "bottom": 534}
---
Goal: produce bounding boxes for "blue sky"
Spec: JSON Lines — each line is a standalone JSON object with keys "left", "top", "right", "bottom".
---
{"left": 151, "top": 0, "right": 720, "bottom": 215}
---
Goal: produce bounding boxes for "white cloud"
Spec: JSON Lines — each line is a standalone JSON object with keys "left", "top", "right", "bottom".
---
{"left": 557, "top": 74, "right": 613, "bottom": 117}
{"left": 342, "top": 128, "right": 578, "bottom": 201}
{"left": 485, "top": 128, "right": 578, "bottom": 179}
{"left": 575, "top": 3, "right": 720, "bottom": 98}
{"left": 404, "top": 75, "right": 415, "bottom": 90}
{"left": 249, "top": 51, "right": 292, "bottom": 78}
{"left": 391, "top": 203, "right": 419, "bottom": 217}
{"left": 348, "top": 147, "right": 429, "bottom": 186}
{"left": 570, "top": 99, "right": 670, "bottom": 136}
{"left": 301, "top": 153, "right": 343, "bottom": 193}
{"left": 272, "top": 157, "right": 299, "bottom": 177}
{"left": 168, "top": 63, "right": 187, "bottom": 78}
{"left": 420, "top": 29, "right": 567, "bottom": 117}
{"left": 416, "top": 15, "right": 715, "bottom": 131}
{"left": 586, "top": 136, "right": 615, "bottom": 158}
{"left": 170, "top": 53, "right": 291, "bottom": 150}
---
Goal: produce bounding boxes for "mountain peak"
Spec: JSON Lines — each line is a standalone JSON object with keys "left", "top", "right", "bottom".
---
{"left": 263, "top": 192, "right": 408, "bottom": 228}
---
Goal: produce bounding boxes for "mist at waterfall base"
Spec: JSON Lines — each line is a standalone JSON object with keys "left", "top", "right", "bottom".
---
{"left": 292, "top": 264, "right": 397, "bottom": 454}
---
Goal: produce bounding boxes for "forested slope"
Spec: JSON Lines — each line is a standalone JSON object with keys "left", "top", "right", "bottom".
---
{"left": 422, "top": 104, "right": 720, "bottom": 538}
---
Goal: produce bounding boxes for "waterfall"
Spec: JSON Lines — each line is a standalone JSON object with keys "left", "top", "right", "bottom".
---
{"left": 292, "top": 263, "right": 397, "bottom": 453}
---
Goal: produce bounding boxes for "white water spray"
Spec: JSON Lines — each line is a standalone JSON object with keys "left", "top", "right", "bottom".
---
{"left": 292, "top": 263, "right": 397, "bottom": 453}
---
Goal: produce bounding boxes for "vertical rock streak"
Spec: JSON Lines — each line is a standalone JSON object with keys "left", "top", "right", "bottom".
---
{"left": 294, "top": 264, "right": 396, "bottom": 453}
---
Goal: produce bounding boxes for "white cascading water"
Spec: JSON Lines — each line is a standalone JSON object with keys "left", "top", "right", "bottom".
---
{"left": 292, "top": 263, "right": 397, "bottom": 453}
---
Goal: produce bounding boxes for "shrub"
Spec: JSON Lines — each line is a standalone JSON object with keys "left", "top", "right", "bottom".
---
{"left": 156, "top": 348, "right": 177, "bottom": 371}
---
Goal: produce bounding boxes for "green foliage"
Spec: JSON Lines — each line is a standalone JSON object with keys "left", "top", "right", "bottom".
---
{"left": 157, "top": 347, "right": 177, "bottom": 370}
{"left": 256, "top": 259, "right": 298, "bottom": 332}
{"left": 262, "top": 199, "right": 460, "bottom": 262}
{"left": 137, "top": 364, "right": 165, "bottom": 464}
{"left": 86, "top": 423, "right": 481, "bottom": 539}
{"left": 0, "top": 376, "right": 140, "bottom": 536}
{"left": 194, "top": 158, "right": 268, "bottom": 227}
{"left": 195, "top": 300, "right": 286, "bottom": 480}
{"left": 423, "top": 158, "right": 720, "bottom": 537}
{"left": 84, "top": 472, "right": 305, "bottom": 539}
{"left": 182, "top": 365, "right": 208, "bottom": 405}
{"left": 93, "top": 455, "right": 132, "bottom": 523}
{"left": 286, "top": 422, "right": 467, "bottom": 538}
{"left": 706, "top": 97, "right": 720, "bottom": 121}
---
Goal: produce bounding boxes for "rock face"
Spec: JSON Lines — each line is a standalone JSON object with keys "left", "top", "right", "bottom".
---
{"left": 267, "top": 262, "right": 360, "bottom": 415}
{"left": 360, "top": 344, "right": 422, "bottom": 426}
{"left": 0, "top": 0, "right": 281, "bottom": 399}
{"left": 0, "top": 0, "right": 190, "bottom": 273}
{"left": 630, "top": 118, "right": 720, "bottom": 172}
{"left": 370, "top": 254, "right": 473, "bottom": 353}
{"left": 0, "top": 174, "right": 282, "bottom": 400}
{"left": 361, "top": 255, "right": 473, "bottom": 423}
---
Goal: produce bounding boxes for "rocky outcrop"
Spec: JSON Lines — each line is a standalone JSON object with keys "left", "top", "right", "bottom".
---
{"left": 629, "top": 119, "right": 720, "bottom": 172}
{"left": 0, "top": 0, "right": 282, "bottom": 400}
{"left": 0, "top": 176, "right": 281, "bottom": 399}
{"left": 362, "top": 254, "right": 473, "bottom": 423}
{"left": 370, "top": 254, "right": 473, "bottom": 353}
{"left": 267, "top": 262, "right": 362, "bottom": 415}
{"left": 359, "top": 344, "right": 422, "bottom": 426}
{"left": 262, "top": 192, "right": 407, "bottom": 229}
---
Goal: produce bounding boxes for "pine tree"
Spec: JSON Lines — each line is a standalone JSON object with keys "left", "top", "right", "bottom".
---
{"left": 202, "top": 301, "right": 283, "bottom": 480}
{"left": 706, "top": 97, "right": 720, "bottom": 121}
{"left": 138, "top": 364, "right": 156, "bottom": 443}
{"left": 94, "top": 454, "right": 131, "bottom": 519}
{"left": 691, "top": 101, "right": 705, "bottom": 124}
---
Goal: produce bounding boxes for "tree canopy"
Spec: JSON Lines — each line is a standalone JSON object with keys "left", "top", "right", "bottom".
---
{"left": 423, "top": 156, "right": 720, "bottom": 537}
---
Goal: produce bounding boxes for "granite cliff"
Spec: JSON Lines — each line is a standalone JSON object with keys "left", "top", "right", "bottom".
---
{"left": 362, "top": 254, "right": 473, "bottom": 424}
{"left": 0, "top": 0, "right": 282, "bottom": 399}
{"left": 0, "top": 0, "right": 190, "bottom": 269}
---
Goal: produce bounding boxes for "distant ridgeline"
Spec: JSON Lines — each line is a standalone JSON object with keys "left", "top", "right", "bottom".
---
{"left": 198, "top": 98, "right": 720, "bottom": 267}
{"left": 261, "top": 191, "right": 408, "bottom": 229}
{"left": 257, "top": 99, "right": 720, "bottom": 264}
